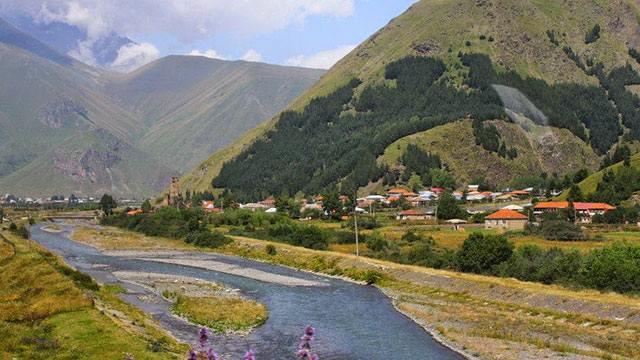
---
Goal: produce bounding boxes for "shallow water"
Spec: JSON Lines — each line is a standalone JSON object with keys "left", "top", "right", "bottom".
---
{"left": 31, "top": 223, "right": 462, "bottom": 360}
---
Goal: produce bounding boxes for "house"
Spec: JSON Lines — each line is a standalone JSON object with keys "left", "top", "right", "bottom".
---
{"left": 396, "top": 209, "right": 434, "bottom": 221}
{"left": 533, "top": 201, "right": 616, "bottom": 223}
{"left": 259, "top": 197, "right": 276, "bottom": 208}
{"left": 387, "top": 188, "right": 411, "bottom": 197}
{"left": 240, "top": 203, "right": 269, "bottom": 211}
{"left": 201, "top": 201, "right": 223, "bottom": 213}
{"left": 485, "top": 209, "right": 528, "bottom": 230}
{"left": 126, "top": 209, "right": 143, "bottom": 216}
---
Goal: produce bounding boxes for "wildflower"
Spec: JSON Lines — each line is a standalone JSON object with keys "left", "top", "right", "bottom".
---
{"left": 206, "top": 348, "right": 218, "bottom": 360}
{"left": 243, "top": 349, "right": 257, "bottom": 360}
{"left": 298, "top": 325, "right": 319, "bottom": 359}
{"left": 187, "top": 349, "right": 198, "bottom": 360}
{"left": 199, "top": 327, "right": 209, "bottom": 349}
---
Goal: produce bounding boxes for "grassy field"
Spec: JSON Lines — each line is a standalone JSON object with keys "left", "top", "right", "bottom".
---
{"left": 0, "top": 228, "right": 186, "bottom": 359}
{"left": 168, "top": 293, "right": 268, "bottom": 334}
{"left": 71, "top": 225, "right": 640, "bottom": 360}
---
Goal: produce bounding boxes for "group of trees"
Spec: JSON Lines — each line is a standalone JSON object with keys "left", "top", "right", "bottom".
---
{"left": 102, "top": 207, "right": 231, "bottom": 249}
{"left": 367, "top": 231, "right": 640, "bottom": 294}
{"left": 472, "top": 118, "right": 517, "bottom": 159}
{"left": 584, "top": 24, "right": 601, "bottom": 44}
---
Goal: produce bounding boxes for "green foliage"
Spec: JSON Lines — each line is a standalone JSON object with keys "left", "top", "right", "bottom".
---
{"left": 630, "top": 48, "right": 640, "bottom": 64}
{"left": 399, "top": 145, "right": 441, "bottom": 186}
{"left": 539, "top": 220, "right": 586, "bottom": 241}
{"left": 400, "top": 229, "right": 423, "bottom": 243}
{"left": 185, "top": 230, "right": 231, "bottom": 248}
{"left": 141, "top": 199, "right": 152, "bottom": 213}
{"left": 590, "top": 165, "right": 640, "bottom": 205}
{"left": 265, "top": 244, "right": 277, "bottom": 256}
{"left": 321, "top": 190, "right": 344, "bottom": 220}
{"left": 99, "top": 194, "right": 117, "bottom": 216}
{"left": 275, "top": 196, "right": 300, "bottom": 218}
{"left": 580, "top": 242, "right": 640, "bottom": 293}
{"left": 455, "top": 233, "right": 514, "bottom": 274}
{"left": 436, "top": 192, "right": 466, "bottom": 220}
{"left": 213, "top": 56, "right": 503, "bottom": 200}
{"left": 567, "top": 184, "right": 584, "bottom": 202}
{"left": 497, "top": 245, "right": 582, "bottom": 285}
{"left": 366, "top": 232, "right": 389, "bottom": 252}
{"left": 584, "top": 24, "right": 601, "bottom": 44}
{"left": 10, "top": 224, "right": 29, "bottom": 239}
{"left": 429, "top": 168, "right": 456, "bottom": 189}
{"left": 546, "top": 30, "right": 559, "bottom": 46}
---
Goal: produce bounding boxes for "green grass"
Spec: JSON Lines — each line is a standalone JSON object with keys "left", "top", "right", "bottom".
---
{"left": 378, "top": 119, "right": 598, "bottom": 187}
{"left": 557, "top": 152, "right": 640, "bottom": 200}
{"left": 0, "top": 229, "right": 185, "bottom": 359}
{"left": 169, "top": 294, "right": 268, "bottom": 334}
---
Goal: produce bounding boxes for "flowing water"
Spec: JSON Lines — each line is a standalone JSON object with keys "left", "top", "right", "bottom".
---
{"left": 31, "top": 223, "right": 463, "bottom": 360}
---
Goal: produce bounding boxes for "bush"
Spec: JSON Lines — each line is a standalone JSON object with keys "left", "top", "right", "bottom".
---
{"left": 265, "top": 244, "right": 277, "bottom": 256}
{"left": 541, "top": 220, "right": 586, "bottom": 241}
{"left": 497, "top": 245, "right": 582, "bottom": 285}
{"left": 400, "top": 229, "right": 423, "bottom": 243}
{"left": 9, "top": 222, "right": 17, "bottom": 231}
{"left": 366, "top": 232, "right": 389, "bottom": 252}
{"left": 456, "top": 233, "right": 514, "bottom": 274}
{"left": 579, "top": 242, "right": 640, "bottom": 293}
{"left": 584, "top": 24, "right": 601, "bottom": 44}
{"left": 185, "top": 230, "right": 231, "bottom": 248}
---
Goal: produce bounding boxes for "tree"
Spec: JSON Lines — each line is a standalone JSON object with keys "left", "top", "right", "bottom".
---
{"left": 141, "top": 199, "right": 152, "bottom": 213}
{"left": 407, "top": 173, "right": 423, "bottom": 192}
{"left": 437, "top": 192, "right": 466, "bottom": 220}
{"left": 567, "top": 184, "right": 584, "bottom": 202}
{"left": 99, "top": 194, "right": 117, "bottom": 216}
{"left": 429, "top": 169, "right": 456, "bottom": 189}
{"left": 456, "top": 233, "right": 514, "bottom": 274}
{"left": 322, "top": 190, "right": 343, "bottom": 220}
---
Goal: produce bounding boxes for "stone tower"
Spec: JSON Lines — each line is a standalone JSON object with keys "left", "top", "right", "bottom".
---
{"left": 168, "top": 176, "right": 181, "bottom": 207}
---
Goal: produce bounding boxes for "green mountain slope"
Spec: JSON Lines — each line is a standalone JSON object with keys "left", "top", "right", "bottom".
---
{"left": 107, "top": 56, "right": 324, "bottom": 171}
{"left": 186, "top": 0, "right": 640, "bottom": 198}
{"left": 0, "top": 129, "right": 176, "bottom": 198}
{"left": 0, "top": 19, "right": 323, "bottom": 197}
{"left": 379, "top": 119, "right": 599, "bottom": 186}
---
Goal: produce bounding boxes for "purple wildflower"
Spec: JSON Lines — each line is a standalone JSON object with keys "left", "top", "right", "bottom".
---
{"left": 199, "top": 327, "right": 209, "bottom": 349}
{"left": 243, "top": 349, "right": 257, "bottom": 360}
{"left": 187, "top": 349, "right": 198, "bottom": 360}
{"left": 298, "top": 325, "right": 319, "bottom": 359}
{"left": 206, "top": 348, "right": 218, "bottom": 360}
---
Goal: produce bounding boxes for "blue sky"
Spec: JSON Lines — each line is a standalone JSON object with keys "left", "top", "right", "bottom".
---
{"left": 1, "top": 0, "right": 417, "bottom": 70}
{"left": 139, "top": 0, "right": 417, "bottom": 68}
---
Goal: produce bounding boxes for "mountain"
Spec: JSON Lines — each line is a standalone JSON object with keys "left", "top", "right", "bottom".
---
{"left": 4, "top": 13, "right": 134, "bottom": 68}
{"left": 0, "top": 19, "right": 324, "bottom": 198}
{"left": 185, "top": 0, "right": 640, "bottom": 200}
{"left": 106, "top": 56, "right": 324, "bottom": 172}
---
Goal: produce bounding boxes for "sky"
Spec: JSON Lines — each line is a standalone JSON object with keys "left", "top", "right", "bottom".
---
{"left": 0, "top": 0, "right": 417, "bottom": 71}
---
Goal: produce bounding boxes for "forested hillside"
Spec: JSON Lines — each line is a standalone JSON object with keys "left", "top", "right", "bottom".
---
{"left": 186, "top": 0, "right": 640, "bottom": 198}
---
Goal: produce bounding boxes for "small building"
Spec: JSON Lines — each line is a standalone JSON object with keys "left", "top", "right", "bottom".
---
{"left": 485, "top": 209, "right": 528, "bottom": 230}
{"left": 396, "top": 209, "right": 434, "bottom": 221}
{"left": 533, "top": 201, "right": 616, "bottom": 223}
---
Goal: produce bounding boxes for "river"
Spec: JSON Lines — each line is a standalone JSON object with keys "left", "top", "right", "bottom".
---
{"left": 31, "top": 223, "right": 463, "bottom": 360}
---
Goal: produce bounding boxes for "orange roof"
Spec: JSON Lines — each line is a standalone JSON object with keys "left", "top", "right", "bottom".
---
{"left": 126, "top": 209, "right": 143, "bottom": 216}
{"left": 486, "top": 209, "right": 528, "bottom": 220}
{"left": 387, "top": 187, "right": 410, "bottom": 194}
{"left": 533, "top": 201, "right": 570, "bottom": 209}
{"left": 574, "top": 202, "right": 616, "bottom": 211}
{"left": 534, "top": 201, "right": 615, "bottom": 211}
{"left": 405, "top": 192, "right": 419, "bottom": 197}
{"left": 509, "top": 190, "right": 530, "bottom": 195}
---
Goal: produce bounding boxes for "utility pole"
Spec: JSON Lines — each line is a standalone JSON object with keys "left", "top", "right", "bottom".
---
{"left": 353, "top": 192, "right": 359, "bottom": 257}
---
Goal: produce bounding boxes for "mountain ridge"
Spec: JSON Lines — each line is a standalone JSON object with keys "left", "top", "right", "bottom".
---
{"left": 183, "top": 0, "right": 640, "bottom": 199}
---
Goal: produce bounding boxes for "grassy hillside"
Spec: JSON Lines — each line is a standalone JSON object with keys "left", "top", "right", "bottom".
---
{"left": 0, "top": 130, "right": 177, "bottom": 198}
{"left": 557, "top": 152, "right": 640, "bottom": 200}
{"left": 185, "top": 0, "right": 640, "bottom": 195}
{"left": 107, "top": 56, "right": 323, "bottom": 172}
{"left": 0, "top": 19, "right": 322, "bottom": 197}
{"left": 379, "top": 119, "right": 599, "bottom": 187}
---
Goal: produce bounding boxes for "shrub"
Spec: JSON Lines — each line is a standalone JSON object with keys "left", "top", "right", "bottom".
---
{"left": 400, "top": 229, "right": 423, "bottom": 243}
{"left": 9, "top": 222, "right": 17, "bottom": 231}
{"left": 366, "top": 232, "right": 389, "bottom": 252}
{"left": 265, "top": 244, "right": 277, "bottom": 256}
{"left": 456, "top": 233, "right": 514, "bottom": 274}
{"left": 585, "top": 24, "right": 601, "bottom": 44}
{"left": 579, "top": 242, "right": 640, "bottom": 293}
{"left": 497, "top": 245, "right": 582, "bottom": 285}
{"left": 185, "top": 230, "right": 231, "bottom": 248}
{"left": 541, "top": 220, "right": 586, "bottom": 241}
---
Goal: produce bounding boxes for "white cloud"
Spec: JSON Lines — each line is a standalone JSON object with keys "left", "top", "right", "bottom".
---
{"left": 286, "top": 44, "right": 355, "bottom": 69}
{"left": 110, "top": 42, "right": 160, "bottom": 72}
{"left": 188, "top": 49, "right": 226, "bottom": 60}
{"left": 2, "top": 0, "right": 355, "bottom": 41}
{"left": 241, "top": 49, "right": 262, "bottom": 62}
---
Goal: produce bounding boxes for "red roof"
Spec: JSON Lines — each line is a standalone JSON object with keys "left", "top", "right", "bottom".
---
{"left": 126, "top": 209, "right": 143, "bottom": 216}
{"left": 574, "top": 202, "right": 616, "bottom": 211}
{"left": 431, "top": 187, "right": 445, "bottom": 193}
{"left": 486, "top": 209, "right": 528, "bottom": 220}
{"left": 534, "top": 201, "right": 615, "bottom": 211}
